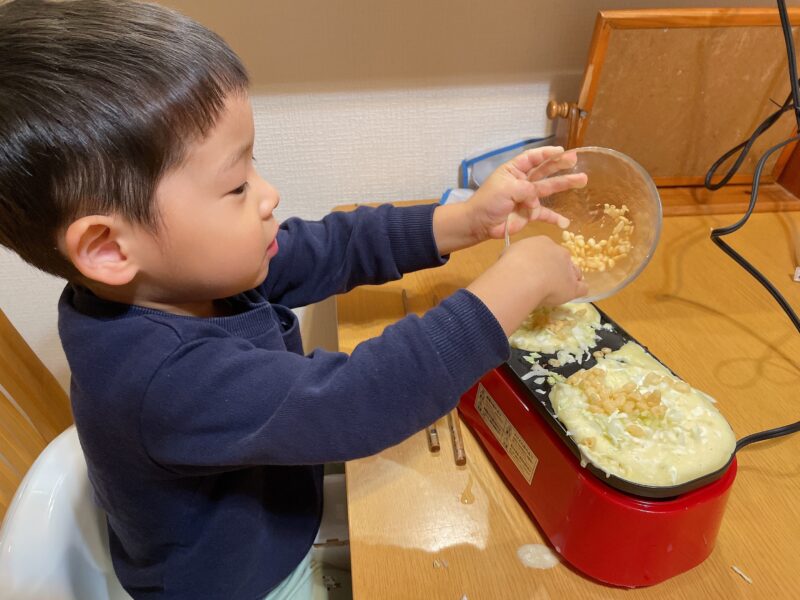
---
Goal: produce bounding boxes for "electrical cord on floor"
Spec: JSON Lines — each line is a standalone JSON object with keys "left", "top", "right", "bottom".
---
{"left": 707, "top": 0, "right": 800, "bottom": 452}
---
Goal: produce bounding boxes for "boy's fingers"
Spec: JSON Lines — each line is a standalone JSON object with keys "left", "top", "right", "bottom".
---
{"left": 526, "top": 150, "right": 579, "bottom": 182}
{"left": 506, "top": 190, "right": 571, "bottom": 230}
{"left": 525, "top": 204, "right": 570, "bottom": 228}
{"left": 530, "top": 172, "right": 587, "bottom": 197}
{"left": 509, "top": 174, "right": 584, "bottom": 208}
{"left": 509, "top": 146, "right": 564, "bottom": 173}
{"left": 505, "top": 209, "right": 528, "bottom": 235}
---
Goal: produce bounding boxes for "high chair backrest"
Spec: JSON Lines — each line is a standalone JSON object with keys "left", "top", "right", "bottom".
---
{"left": 0, "top": 306, "right": 72, "bottom": 519}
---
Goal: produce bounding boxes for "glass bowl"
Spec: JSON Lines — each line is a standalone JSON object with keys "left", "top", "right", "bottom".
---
{"left": 540, "top": 146, "right": 662, "bottom": 302}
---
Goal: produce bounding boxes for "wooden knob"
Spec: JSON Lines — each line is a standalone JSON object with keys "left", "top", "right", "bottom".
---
{"left": 547, "top": 100, "right": 571, "bottom": 120}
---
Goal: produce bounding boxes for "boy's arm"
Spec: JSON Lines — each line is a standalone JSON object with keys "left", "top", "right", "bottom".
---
{"left": 141, "top": 229, "right": 585, "bottom": 470}
{"left": 139, "top": 289, "right": 507, "bottom": 468}
{"left": 261, "top": 203, "right": 445, "bottom": 308}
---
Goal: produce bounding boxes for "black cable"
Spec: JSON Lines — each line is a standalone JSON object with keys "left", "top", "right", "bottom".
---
{"left": 778, "top": 0, "right": 800, "bottom": 129}
{"left": 736, "top": 420, "right": 800, "bottom": 453}
{"left": 704, "top": 94, "right": 793, "bottom": 190}
{"left": 706, "top": 1, "right": 800, "bottom": 189}
{"left": 706, "top": 0, "right": 800, "bottom": 452}
{"left": 710, "top": 135, "right": 800, "bottom": 451}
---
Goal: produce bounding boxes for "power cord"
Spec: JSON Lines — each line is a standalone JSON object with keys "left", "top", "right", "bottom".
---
{"left": 706, "top": 0, "right": 800, "bottom": 452}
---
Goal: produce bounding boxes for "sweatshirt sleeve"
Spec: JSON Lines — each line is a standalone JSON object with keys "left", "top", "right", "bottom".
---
{"left": 260, "top": 203, "right": 446, "bottom": 308}
{"left": 139, "top": 290, "right": 508, "bottom": 470}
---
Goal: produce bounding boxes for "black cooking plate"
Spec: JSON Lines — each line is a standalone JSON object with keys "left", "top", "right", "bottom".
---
{"left": 504, "top": 305, "right": 735, "bottom": 500}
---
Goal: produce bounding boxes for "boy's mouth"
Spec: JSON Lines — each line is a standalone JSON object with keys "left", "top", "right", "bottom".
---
{"left": 266, "top": 238, "right": 279, "bottom": 258}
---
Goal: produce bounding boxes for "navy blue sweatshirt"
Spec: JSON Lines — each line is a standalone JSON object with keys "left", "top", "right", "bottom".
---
{"left": 58, "top": 203, "right": 509, "bottom": 599}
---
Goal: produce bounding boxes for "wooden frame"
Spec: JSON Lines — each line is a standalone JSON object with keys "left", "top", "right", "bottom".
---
{"left": 554, "top": 8, "right": 800, "bottom": 190}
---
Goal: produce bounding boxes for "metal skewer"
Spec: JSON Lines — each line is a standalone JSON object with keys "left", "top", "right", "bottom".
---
{"left": 447, "top": 411, "right": 467, "bottom": 466}
{"left": 425, "top": 425, "right": 440, "bottom": 452}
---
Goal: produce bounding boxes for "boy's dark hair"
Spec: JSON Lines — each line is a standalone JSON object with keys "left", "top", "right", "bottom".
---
{"left": 0, "top": 0, "right": 248, "bottom": 279}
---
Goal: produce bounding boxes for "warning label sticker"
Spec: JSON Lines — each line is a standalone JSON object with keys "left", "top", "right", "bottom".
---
{"left": 475, "top": 384, "right": 538, "bottom": 484}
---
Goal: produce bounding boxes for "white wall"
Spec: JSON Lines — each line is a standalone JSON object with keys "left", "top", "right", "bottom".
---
{"left": 251, "top": 82, "right": 556, "bottom": 219}
{"left": 1, "top": 0, "right": 794, "bottom": 391}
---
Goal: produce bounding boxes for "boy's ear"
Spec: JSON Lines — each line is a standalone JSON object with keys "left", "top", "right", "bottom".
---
{"left": 63, "top": 215, "right": 141, "bottom": 286}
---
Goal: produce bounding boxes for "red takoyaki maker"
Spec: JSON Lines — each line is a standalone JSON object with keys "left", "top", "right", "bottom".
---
{"left": 457, "top": 309, "right": 737, "bottom": 588}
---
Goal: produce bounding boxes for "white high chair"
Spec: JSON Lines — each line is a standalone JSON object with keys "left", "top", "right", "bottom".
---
{"left": 0, "top": 426, "right": 131, "bottom": 600}
{"left": 0, "top": 308, "right": 130, "bottom": 599}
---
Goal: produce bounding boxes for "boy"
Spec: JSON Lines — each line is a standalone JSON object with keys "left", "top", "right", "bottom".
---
{"left": 0, "top": 0, "right": 587, "bottom": 598}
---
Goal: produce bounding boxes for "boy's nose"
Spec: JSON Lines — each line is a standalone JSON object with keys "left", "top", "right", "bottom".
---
{"left": 256, "top": 178, "right": 280, "bottom": 220}
{"left": 258, "top": 190, "right": 279, "bottom": 220}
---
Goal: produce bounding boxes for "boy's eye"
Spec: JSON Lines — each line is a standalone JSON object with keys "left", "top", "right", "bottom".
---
{"left": 229, "top": 182, "right": 249, "bottom": 195}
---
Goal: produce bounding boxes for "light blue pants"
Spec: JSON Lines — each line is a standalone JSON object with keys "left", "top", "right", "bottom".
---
{"left": 264, "top": 474, "right": 351, "bottom": 600}
{"left": 263, "top": 548, "right": 351, "bottom": 600}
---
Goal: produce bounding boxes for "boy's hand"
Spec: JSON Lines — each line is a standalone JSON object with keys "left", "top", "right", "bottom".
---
{"left": 432, "top": 147, "right": 587, "bottom": 256}
{"left": 474, "top": 146, "right": 587, "bottom": 240}
{"left": 467, "top": 236, "right": 587, "bottom": 335}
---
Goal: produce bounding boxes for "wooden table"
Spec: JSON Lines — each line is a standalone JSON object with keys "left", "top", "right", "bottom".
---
{"left": 336, "top": 203, "right": 800, "bottom": 599}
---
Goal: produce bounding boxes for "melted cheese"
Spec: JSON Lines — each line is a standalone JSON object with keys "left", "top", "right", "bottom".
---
{"left": 509, "top": 303, "right": 601, "bottom": 361}
{"left": 551, "top": 342, "right": 736, "bottom": 487}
